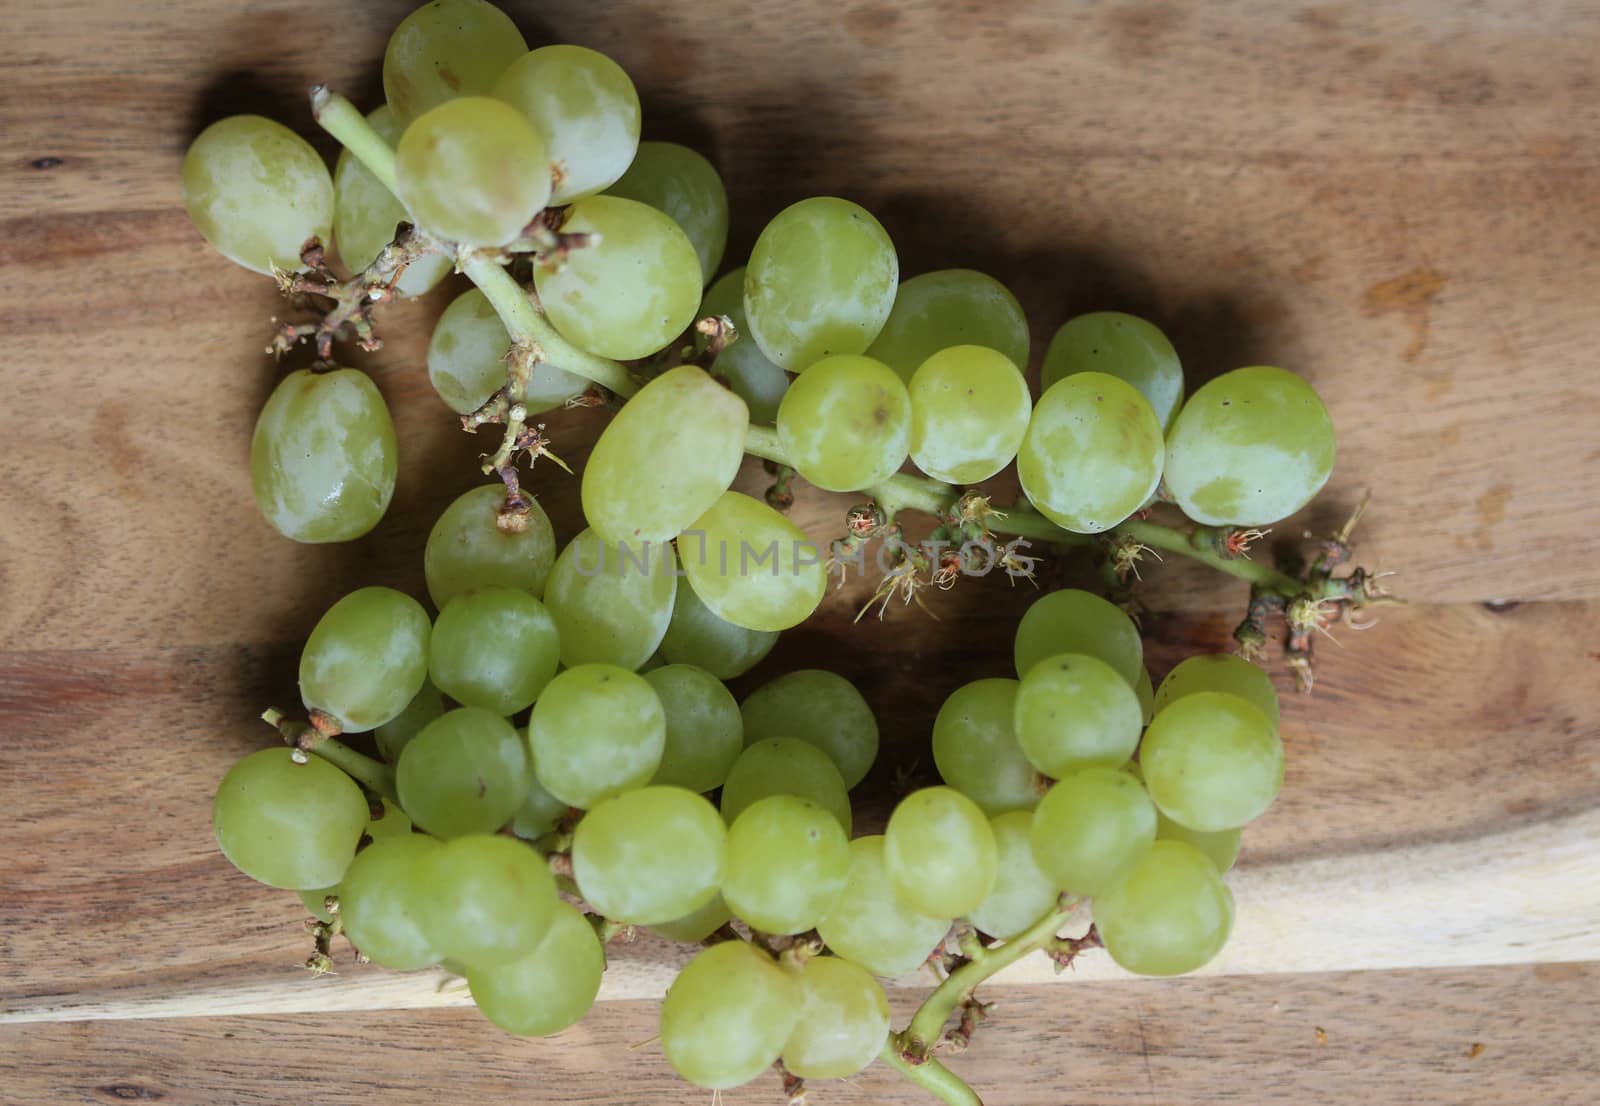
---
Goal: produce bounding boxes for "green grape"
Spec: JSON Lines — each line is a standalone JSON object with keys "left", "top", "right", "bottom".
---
{"left": 660, "top": 941, "right": 801, "bottom": 1089}
{"left": 681, "top": 492, "right": 827, "bottom": 633}
{"left": 375, "top": 677, "right": 445, "bottom": 763}
{"left": 775, "top": 354, "right": 911, "bottom": 492}
{"left": 426, "top": 287, "right": 587, "bottom": 415}
{"left": 581, "top": 365, "right": 749, "bottom": 544}
{"left": 657, "top": 575, "right": 779, "bottom": 680}
{"left": 782, "top": 956, "right": 891, "bottom": 1079}
{"left": 645, "top": 664, "right": 744, "bottom": 793}
{"left": 416, "top": 833, "right": 557, "bottom": 969}
{"left": 1013, "top": 588, "right": 1144, "bottom": 686}
{"left": 865, "top": 268, "right": 1030, "bottom": 383}
{"left": 816, "top": 836, "right": 951, "bottom": 977}
{"left": 181, "top": 115, "right": 333, "bottom": 275}
{"left": 251, "top": 367, "right": 397, "bottom": 544}
{"left": 967, "top": 810, "right": 1059, "bottom": 940}
{"left": 1018, "top": 372, "right": 1164, "bottom": 534}
{"left": 649, "top": 892, "right": 733, "bottom": 943}
{"left": 365, "top": 797, "right": 413, "bottom": 841}
{"left": 1164, "top": 365, "right": 1336, "bottom": 527}
{"left": 492, "top": 45, "right": 639, "bottom": 204}
{"left": 1125, "top": 759, "right": 1242, "bottom": 873}
{"left": 1136, "top": 666, "right": 1155, "bottom": 725}
{"left": 511, "top": 734, "right": 570, "bottom": 839}
{"left": 298, "top": 886, "right": 338, "bottom": 924}
{"left": 339, "top": 834, "right": 443, "bottom": 970}
{"left": 395, "top": 96, "right": 550, "bottom": 248}
{"left": 424, "top": 485, "right": 557, "bottom": 609}
{"left": 427, "top": 588, "right": 559, "bottom": 716}
{"left": 469, "top": 900, "right": 604, "bottom": 1035}
{"left": 721, "top": 737, "right": 851, "bottom": 834}
{"left": 722, "top": 796, "right": 849, "bottom": 936}
{"left": 397, "top": 707, "right": 530, "bottom": 838}
{"left": 1094, "top": 840, "right": 1234, "bottom": 976}
{"left": 739, "top": 670, "right": 879, "bottom": 790}
{"left": 383, "top": 0, "right": 529, "bottom": 126}
{"left": 1140, "top": 691, "right": 1283, "bottom": 831}
{"left": 1153, "top": 654, "right": 1280, "bottom": 730}
{"left": 572, "top": 786, "right": 726, "bottom": 924}
{"left": 528, "top": 664, "right": 665, "bottom": 809}
{"left": 212, "top": 748, "right": 370, "bottom": 890}
{"left": 884, "top": 787, "right": 997, "bottom": 919}
{"left": 907, "top": 345, "right": 1032, "bottom": 484}
{"left": 299, "top": 586, "right": 431, "bottom": 732}
{"left": 1029, "top": 767, "right": 1156, "bottom": 896}
{"left": 533, "top": 195, "right": 702, "bottom": 359}
{"left": 1041, "top": 313, "right": 1184, "bottom": 432}
{"left": 744, "top": 196, "right": 898, "bottom": 371}
{"left": 610, "top": 142, "right": 729, "bottom": 283}
{"left": 542, "top": 529, "right": 677, "bottom": 670}
{"left": 931, "top": 678, "right": 1044, "bottom": 815}
{"left": 332, "top": 105, "right": 450, "bottom": 296}
{"left": 1014, "top": 653, "right": 1143, "bottom": 776}
{"left": 699, "top": 268, "right": 789, "bottom": 422}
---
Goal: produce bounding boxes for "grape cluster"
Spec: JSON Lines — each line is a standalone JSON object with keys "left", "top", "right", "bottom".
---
{"left": 187, "top": 1, "right": 1353, "bottom": 1101}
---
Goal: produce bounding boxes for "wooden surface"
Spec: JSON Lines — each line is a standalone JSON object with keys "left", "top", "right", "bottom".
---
{"left": 2, "top": 0, "right": 1599, "bottom": 1103}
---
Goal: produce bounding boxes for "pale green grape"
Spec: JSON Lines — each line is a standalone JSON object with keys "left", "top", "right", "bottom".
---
{"left": 332, "top": 105, "right": 450, "bottom": 296}
{"left": 1018, "top": 372, "right": 1164, "bottom": 534}
{"left": 1014, "top": 653, "right": 1143, "bottom": 776}
{"left": 299, "top": 586, "right": 431, "bottom": 732}
{"left": 721, "top": 737, "right": 851, "bottom": 833}
{"left": 493, "top": 45, "right": 639, "bottom": 204}
{"left": 424, "top": 484, "right": 557, "bottom": 609}
{"left": 397, "top": 707, "right": 530, "bottom": 837}
{"left": 723, "top": 796, "right": 849, "bottom": 935}
{"left": 782, "top": 956, "right": 891, "bottom": 1079}
{"left": 212, "top": 748, "right": 369, "bottom": 890}
{"left": 610, "top": 142, "right": 729, "bottom": 283}
{"left": 528, "top": 664, "right": 665, "bottom": 808}
{"left": 681, "top": 492, "right": 826, "bottom": 633}
{"left": 1140, "top": 691, "right": 1283, "bottom": 831}
{"left": 884, "top": 786, "right": 997, "bottom": 919}
{"left": 1094, "top": 840, "right": 1234, "bottom": 976}
{"left": 1030, "top": 768, "right": 1154, "bottom": 896}
{"left": 533, "top": 195, "right": 702, "bottom": 359}
{"left": 776, "top": 354, "right": 911, "bottom": 492}
{"left": 298, "top": 886, "right": 338, "bottom": 923}
{"left": 469, "top": 900, "right": 604, "bottom": 1035}
{"left": 660, "top": 941, "right": 801, "bottom": 1089}
{"left": 251, "top": 368, "right": 397, "bottom": 544}
{"left": 339, "top": 833, "right": 443, "bottom": 970}
{"left": 1153, "top": 654, "right": 1280, "bottom": 730}
{"left": 365, "top": 797, "right": 413, "bottom": 841}
{"left": 428, "top": 588, "right": 560, "bottom": 715}
{"left": 967, "top": 811, "right": 1059, "bottom": 939}
{"left": 699, "top": 268, "right": 789, "bottom": 422}
{"left": 816, "top": 836, "right": 951, "bottom": 977}
{"left": 572, "top": 786, "right": 726, "bottom": 924}
{"left": 416, "top": 833, "right": 557, "bottom": 969}
{"left": 657, "top": 575, "right": 779, "bottom": 680}
{"left": 1013, "top": 588, "right": 1143, "bottom": 686}
{"left": 1164, "top": 366, "right": 1336, "bottom": 527}
{"left": 932, "top": 678, "right": 1044, "bottom": 815}
{"left": 581, "top": 365, "right": 748, "bottom": 544}
{"left": 375, "top": 677, "right": 445, "bottom": 763}
{"left": 649, "top": 892, "right": 733, "bottom": 943}
{"left": 1126, "top": 759, "right": 1242, "bottom": 873}
{"left": 1136, "top": 666, "right": 1155, "bottom": 725}
{"left": 739, "top": 670, "right": 879, "bottom": 790}
{"left": 1041, "top": 313, "right": 1184, "bottom": 432}
{"left": 182, "top": 115, "right": 333, "bottom": 275}
{"left": 907, "top": 345, "right": 1032, "bottom": 484}
{"left": 383, "top": 0, "right": 528, "bottom": 126}
{"left": 865, "top": 268, "right": 1030, "bottom": 383}
{"left": 511, "top": 734, "right": 570, "bottom": 839}
{"left": 645, "top": 664, "right": 744, "bottom": 793}
{"left": 744, "top": 197, "right": 898, "bottom": 371}
{"left": 542, "top": 529, "right": 677, "bottom": 670}
{"left": 426, "top": 287, "right": 587, "bottom": 415}
{"left": 395, "top": 96, "right": 550, "bottom": 248}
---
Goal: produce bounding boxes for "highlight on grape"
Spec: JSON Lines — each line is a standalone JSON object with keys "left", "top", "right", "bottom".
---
{"left": 187, "top": 1, "right": 1394, "bottom": 1102}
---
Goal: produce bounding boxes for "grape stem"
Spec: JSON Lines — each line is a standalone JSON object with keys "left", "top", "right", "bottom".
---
{"left": 260, "top": 707, "right": 397, "bottom": 803}
{"left": 876, "top": 1040, "right": 983, "bottom": 1106}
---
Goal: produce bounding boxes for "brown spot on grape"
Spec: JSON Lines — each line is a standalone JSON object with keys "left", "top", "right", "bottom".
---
{"left": 438, "top": 66, "right": 461, "bottom": 91}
